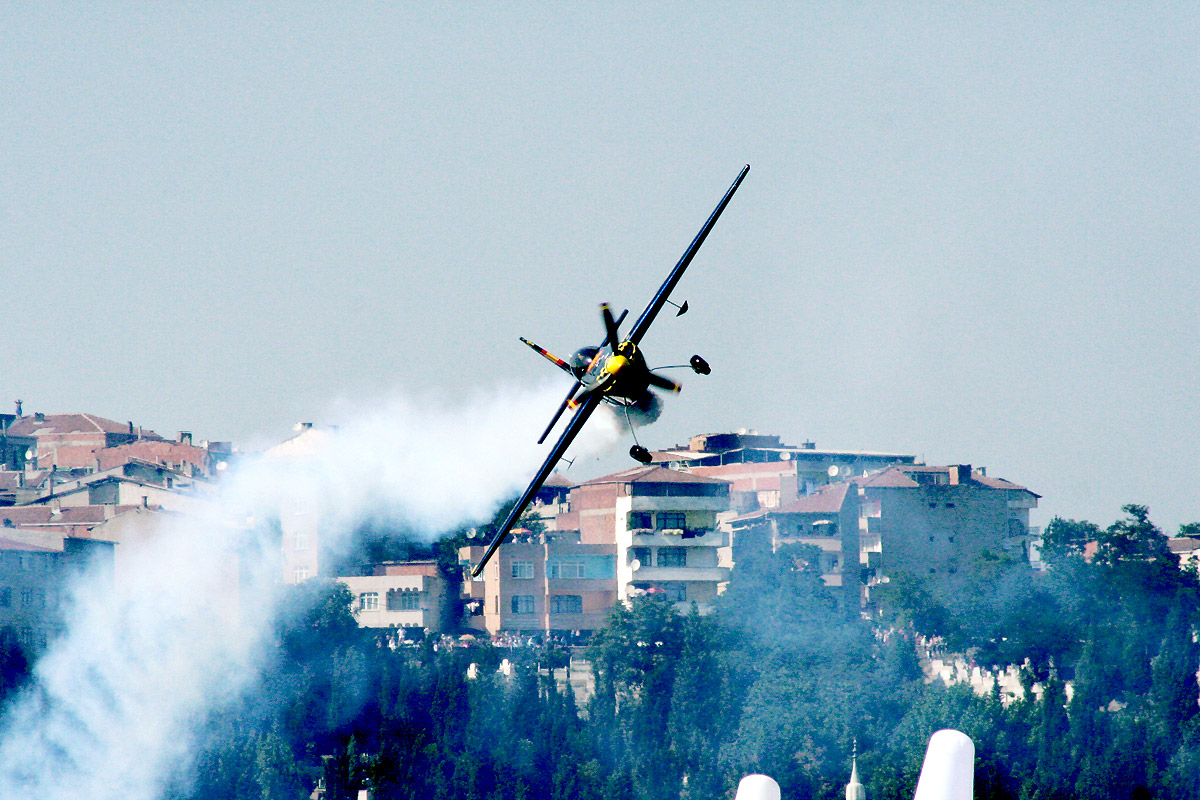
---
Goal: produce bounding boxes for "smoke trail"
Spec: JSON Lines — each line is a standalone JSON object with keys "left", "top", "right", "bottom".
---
{"left": 0, "top": 381, "right": 620, "bottom": 800}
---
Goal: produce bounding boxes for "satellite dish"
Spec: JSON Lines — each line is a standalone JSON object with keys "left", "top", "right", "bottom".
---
{"left": 828, "top": 465, "right": 839, "bottom": 477}
{"left": 630, "top": 559, "right": 642, "bottom": 571}
{"left": 24, "top": 449, "right": 34, "bottom": 460}
{"left": 779, "top": 452, "right": 791, "bottom": 461}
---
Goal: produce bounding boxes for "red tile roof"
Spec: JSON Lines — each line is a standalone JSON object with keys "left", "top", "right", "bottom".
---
{"left": 730, "top": 482, "right": 850, "bottom": 524}
{"left": 577, "top": 465, "right": 729, "bottom": 486}
{"left": 7, "top": 413, "right": 160, "bottom": 439}
{"left": 0, "top": 505, "right": 138, "bottom": 527}
{"left": 543, "top": 472, "right": 573, "bottom": 488}
{"left": 854, "top": 465, "right": 1036, "bottom": 495}
{"left": 1168, "top": 537, "right": 1200, "bottom": 554}
{"left": 775, "top": 482, "right": 851, "bottom": 514}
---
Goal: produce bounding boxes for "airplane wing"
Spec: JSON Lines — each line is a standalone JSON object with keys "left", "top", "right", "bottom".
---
{"left": 471, "top": 391, "right": 605, "bottom": 577}
{"left": 627, "top": 164, "right": 750, "bottom": 345}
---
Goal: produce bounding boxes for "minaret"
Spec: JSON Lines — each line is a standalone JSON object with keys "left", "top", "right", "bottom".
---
{"left": 846, "top": 741, "right": 866, "bottom": 800}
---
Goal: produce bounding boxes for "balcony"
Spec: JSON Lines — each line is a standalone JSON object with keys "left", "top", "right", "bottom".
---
{"left": 629, "top": 495, "right": 727, "bottom": 513}
{"left": 629, "top": 529, "right": 727, "bottom": 547}
{"left": 629, "top": 564, "right": 729, "bottom": 583}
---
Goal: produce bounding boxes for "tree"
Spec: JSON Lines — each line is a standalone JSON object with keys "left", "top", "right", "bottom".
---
{"left": 1040, "top": 516, "right": 1101, "bottom": 565}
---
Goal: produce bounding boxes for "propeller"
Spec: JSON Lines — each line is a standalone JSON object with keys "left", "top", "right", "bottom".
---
{"left": 601, "top": 303, "right": 621, "bottom": 350}
{"left": 647, "top": 372, "right": 680, "bottom": 393}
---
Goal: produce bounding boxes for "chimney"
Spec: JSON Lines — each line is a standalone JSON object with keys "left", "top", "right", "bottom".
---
{"left": 128, "top": 421, "right": 134, "bottom": 435}
{"left": 14, "top": 400, "right": 21, "bottom": 417}
{"left": 34, "top": 412, "right": 45, "bottom": 422}
{"left": 949, "top": 465, "right": 973, "bottom": 485}
{"left": 178, "top": 431, "right": 192, "bottom": 446}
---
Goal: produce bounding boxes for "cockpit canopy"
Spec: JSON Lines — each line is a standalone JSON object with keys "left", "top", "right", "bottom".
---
{"left": 570, "top": 346, "right": 600, "bottom": 377}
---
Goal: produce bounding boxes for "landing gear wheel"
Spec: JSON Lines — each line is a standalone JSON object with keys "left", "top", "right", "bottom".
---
{"left": 690, "top": 355, "right": 711, "bottom": 375}
{"left": 629, "top": 445, "right": 652, "bottom": 464}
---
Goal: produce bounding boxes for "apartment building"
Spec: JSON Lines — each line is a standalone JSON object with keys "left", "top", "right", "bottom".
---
{"left": 0, "top": 530, "right": 114, "bottom": 654}
{"left": 559, "top": 465, "right": 731, "bottom": 609}
{"left": 728, "top": 464, "right": 1040, "bottom": 611}
{"left": 729, "top": 481, "right": 861, "bottom": 607}
{"left": 460, "top": 537, "right": 616, "bottom": 637}
{"left": 855, "top": 464, "right": 1039, "bottom": 607}
{"left": 341, "top": 560, "right": 450, "bottom": 636}
{"left": 6, "top": 412, "right": 155, "bottom": 470}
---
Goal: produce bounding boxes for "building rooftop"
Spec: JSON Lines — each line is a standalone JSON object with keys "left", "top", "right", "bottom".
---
{"left": 0, "top": 536, "right": 59, "bottom": 553}
{"left": 577, "top": 464, "right": 730, "bottom": 487}
{"left": 855, "top": 465, "right": 1038, "bottom": 496}
{"left": 0, "top": 505, "right": 139, "bottom": 527}
{"left": 731, "top": 482, "right": 851, "bottom": 524}
{"left": 7, "top": 413, "right": 159, "bottom": 439}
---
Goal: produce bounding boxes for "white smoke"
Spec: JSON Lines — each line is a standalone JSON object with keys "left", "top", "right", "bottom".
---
{"left": 0, "top": 381, "right": 621, "bottom": 800}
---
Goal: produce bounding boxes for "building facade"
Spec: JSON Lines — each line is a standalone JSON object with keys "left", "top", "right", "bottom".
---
{"left": 460, "top": 537, "right": 616, "bottom": 637}
{"left": 341, "top": 561, "right": 450, "bottom": 636}
{"left": 855, "top": 464, "right": 1039, "bottom": 607}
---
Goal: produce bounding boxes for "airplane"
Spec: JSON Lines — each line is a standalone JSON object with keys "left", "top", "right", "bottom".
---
{"left": 471, "top": 165, "right": 750, "bottom": 578}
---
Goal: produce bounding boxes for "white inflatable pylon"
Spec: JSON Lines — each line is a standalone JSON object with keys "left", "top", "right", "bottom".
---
{"left": 912, "top": 729, "right": 974, "bottom": 800}
{"left": 734, "top": 774, "right": 781, "bottom": 800}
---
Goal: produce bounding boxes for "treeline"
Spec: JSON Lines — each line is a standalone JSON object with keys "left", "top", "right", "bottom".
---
{"left": 4, "top": 505, "right": 1200, "bottom": 799}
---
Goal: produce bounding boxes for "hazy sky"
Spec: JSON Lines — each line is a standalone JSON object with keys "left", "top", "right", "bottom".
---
{"left": 3, "top": 4, "right": 1197, "bottom": 531}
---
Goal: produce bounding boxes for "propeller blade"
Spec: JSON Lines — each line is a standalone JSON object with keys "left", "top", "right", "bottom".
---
{"left": 601, "top": 309, "right": 628, "bottom": 347}
{"left": 647, "top": 371, "right": 681, "bottom": 393}
{"left": 601, "top": 303, "right": 621, "bottom": 348}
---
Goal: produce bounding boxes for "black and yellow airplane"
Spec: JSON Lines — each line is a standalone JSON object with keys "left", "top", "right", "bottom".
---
{"left": 471, "top": 165, "right": 749, "bottom": 577}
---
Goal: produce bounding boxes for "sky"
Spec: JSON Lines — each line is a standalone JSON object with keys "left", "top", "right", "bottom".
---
{"left": 2, "top": 4, "right": 1197, "bottom": 532}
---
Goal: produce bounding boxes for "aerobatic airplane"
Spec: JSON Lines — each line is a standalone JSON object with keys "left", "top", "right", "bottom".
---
{"left": 471, "top": 165, "right": 749, "bottom": 578}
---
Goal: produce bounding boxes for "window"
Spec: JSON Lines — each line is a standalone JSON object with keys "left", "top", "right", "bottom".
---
{"left": 550, "top": 595, "right": 583, "bottom": 614}
{"left": 20, "top": 589, "right": 33, "bottom": 607}
{"left": 388, "top": 591, "right": 420, "bottom": 611}
{"left": 657, "top": 549, "right": 687, "bottom": 568}
{"left": 657, "top": 512, "right": 685, "bottom": 530}
{"left": 511, "top": 561, "right": 534, "bottom": 579}
{"left": 549, "top": 561, "right": 585, "bottom": 579}
{"left": 359, "top": 593, "right": 379, "bottom": 611}
{"left": 293, "top": 567, "right": 309, "bottom": 584}
{"left": 667, "top": 583, "right": 687, "bottom": 602}
{"left": 510, "top": 595, "right": 535, "bottom": 614}
{"left": 292, "top": 532, "right": 309, "bottom": 551}
{"left": 0, "top": 588, "right": 9, "bottom": 607}
{"left": 629, "top": 512, "right": 652, "bottom": 529}
{"left": 629, "top": 547, "right": 651, "bottom": 567}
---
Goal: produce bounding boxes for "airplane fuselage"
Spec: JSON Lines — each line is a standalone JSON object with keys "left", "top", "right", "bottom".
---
{"left": 571, "top": 341, "right": 654, "bottom": 407}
